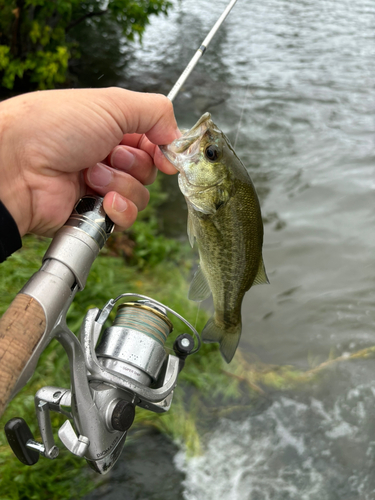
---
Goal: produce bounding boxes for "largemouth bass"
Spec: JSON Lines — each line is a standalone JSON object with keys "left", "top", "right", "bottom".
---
{"left": 160, "top": 113, "right": 268, "bottom": 363}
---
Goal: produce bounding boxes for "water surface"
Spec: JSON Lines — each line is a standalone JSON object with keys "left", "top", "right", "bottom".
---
{"left": 88, "top": 0, "right": 375, "bottom": 497}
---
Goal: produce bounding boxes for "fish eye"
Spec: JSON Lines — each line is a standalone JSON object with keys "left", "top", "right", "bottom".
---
{"left": 205, "top": 144, "right": 220, "bottom": 162}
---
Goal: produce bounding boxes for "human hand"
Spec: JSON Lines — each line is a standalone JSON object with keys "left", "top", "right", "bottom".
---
{"left": 0, "top": 87, "right": 179, "bottom": 238}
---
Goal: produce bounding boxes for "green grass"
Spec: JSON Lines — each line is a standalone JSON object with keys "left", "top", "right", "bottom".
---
{"left": 0, "top": 177, "right": 207, "bottom": 499}
{"left": 1, "top": 226, "right": 346, "bottom": 498}
{"left": 0, "top": 177, "right": 268, "bottom": 498}
{"left": 0, "top": 230, "right": 234, "bottom": 499}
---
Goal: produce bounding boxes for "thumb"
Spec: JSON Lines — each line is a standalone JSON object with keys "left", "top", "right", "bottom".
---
{"left": 99, "top": 87, "right": 180, "bottom": 145}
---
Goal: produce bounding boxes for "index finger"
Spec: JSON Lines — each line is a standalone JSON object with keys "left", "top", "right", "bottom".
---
{"left": 118, "top": 133, "right": 179, "bottom": 175}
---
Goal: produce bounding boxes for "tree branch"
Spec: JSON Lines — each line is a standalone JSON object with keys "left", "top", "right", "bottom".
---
{"left": 66, "top": 9, "right": 108, "bottom": 32}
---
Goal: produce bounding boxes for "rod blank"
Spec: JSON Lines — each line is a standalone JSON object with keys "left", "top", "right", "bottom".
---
{"left": 167, "top": 0, "right": 239, "bottom": 102}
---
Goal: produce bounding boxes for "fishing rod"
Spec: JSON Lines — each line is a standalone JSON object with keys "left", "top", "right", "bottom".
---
{"left": 0, "top": 0, "right": 239, "bottom": 475}
{"left": 168, "top": 0, "right": 238, "bottom": 102}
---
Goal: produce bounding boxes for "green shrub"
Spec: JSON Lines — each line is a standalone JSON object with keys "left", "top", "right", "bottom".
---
{"left": 0, "top": 0, "right": 171, "bottom": 91}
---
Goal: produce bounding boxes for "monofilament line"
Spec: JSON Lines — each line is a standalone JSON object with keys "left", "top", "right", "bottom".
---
{"left": 194, "top": 302, "right": 201, "bottom": 330}
{"left": 167, "top": 0, "right": 239, "bottom": 103}
{"left": 233, "top": 83, "right": 250, "bottom": 149}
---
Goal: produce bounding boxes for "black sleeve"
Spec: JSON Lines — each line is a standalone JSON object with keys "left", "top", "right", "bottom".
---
{"left": 0, "top": 200, "right": 22, "bottom": 263}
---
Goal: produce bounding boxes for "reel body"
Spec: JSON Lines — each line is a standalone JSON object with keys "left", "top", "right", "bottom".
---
{"left": 5, "top": 296, "right": 198, "bottom": 474}
{"left": 4, "top": 196, "right": 200, "bottom": 474}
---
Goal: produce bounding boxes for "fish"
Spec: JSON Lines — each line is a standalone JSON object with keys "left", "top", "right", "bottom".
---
{"left": 160, "top": 113, "right": 268, "bottom": 363}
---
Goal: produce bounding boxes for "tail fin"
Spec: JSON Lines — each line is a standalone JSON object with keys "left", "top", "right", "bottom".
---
{"left": 202, "top": 317, "right": 242, "bottom": 364}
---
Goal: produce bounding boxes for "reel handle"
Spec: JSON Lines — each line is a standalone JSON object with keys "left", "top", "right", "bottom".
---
{"left": 0, "top": 294, "right": 47, "bottom": 416}
{"left": 4, "top": 417, "right": 40, "bottom": 466}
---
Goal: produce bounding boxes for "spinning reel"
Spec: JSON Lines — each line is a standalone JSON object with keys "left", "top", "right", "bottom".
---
{"left": 3, "top": 196, "right": 200, "bottom": 474}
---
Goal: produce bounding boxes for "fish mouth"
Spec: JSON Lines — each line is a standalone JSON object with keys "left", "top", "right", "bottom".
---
{"left": 160, "top": 112, "right": 215, "bottom": 170}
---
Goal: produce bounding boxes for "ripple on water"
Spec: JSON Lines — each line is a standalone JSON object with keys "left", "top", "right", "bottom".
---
{"left": 175, "top": 383, "right": 375, "bottom": 500}
{"left": 113, "top": 1, "right": 375, "bottom": 498}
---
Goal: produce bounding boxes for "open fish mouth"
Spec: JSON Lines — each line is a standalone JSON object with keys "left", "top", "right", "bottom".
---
{"left": 160, "top": 112, "right": 213, "bottom": 170}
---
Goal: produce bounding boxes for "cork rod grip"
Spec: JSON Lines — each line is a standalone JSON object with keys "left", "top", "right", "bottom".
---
{"left": 0, "top": 294, "right": 46, "bottom": 417}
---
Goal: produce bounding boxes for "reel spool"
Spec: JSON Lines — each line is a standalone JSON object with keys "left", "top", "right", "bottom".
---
{"left": 96, "top": 301, "right": 174, "bottom": 386}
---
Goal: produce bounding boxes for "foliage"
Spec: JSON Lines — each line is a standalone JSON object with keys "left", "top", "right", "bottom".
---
{"left": 0, "top": 192, "right": 235, "bottom": 499}
{"left": 2, "top": 222, "right": 364, "bottom": 497}
{"left": 0, "top": 178, "right": 302, "bottom": 498}
{"left": 0, "top": 0, "right": 171, "bottom": 91}
{"left": 0, "top": 234, "right": 189, "bottom": 499}
{"left": 103, "top": 176, "right": 183, "bottom": 269}
{"left": 0, "top": 174, "right": 200, "bottom": 499}
{"left": 0, "top": 237, "right": 92, "bottom": 500}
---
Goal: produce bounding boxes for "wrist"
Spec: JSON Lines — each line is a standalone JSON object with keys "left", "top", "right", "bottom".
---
{"left": 0, "top": 159, "right": 30, "bottom": 237}
{"left": 0, "top": 199, "right": 22, "bottom": 261}
{"left": 0, "top": 99, "right": 32, "bottom": 237}
{"left": 0, "top": 190, "right": 28, "bottom": 237}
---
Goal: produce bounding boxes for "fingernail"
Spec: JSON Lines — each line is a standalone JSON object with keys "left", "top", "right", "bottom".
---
{"left": 88, "top": 163, "right": 112, "bottom": 187}
{"left": 112, "top": 193, "right": 128, "bottom": 213}
{"left": 111, "top": 147, "right": 135, "bottom": 171}
{"left": 174, "top": 127, "right": 182, "bottom": 139}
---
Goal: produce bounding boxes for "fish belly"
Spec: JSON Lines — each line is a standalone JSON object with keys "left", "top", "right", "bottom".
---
{"left": 192, "top": 186, "right": 263, "bottom": 362}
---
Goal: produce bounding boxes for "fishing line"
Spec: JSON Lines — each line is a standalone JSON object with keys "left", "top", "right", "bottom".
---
{"left": 233, "top": 83, "right": 250, "bottom": 149}
{"left": 194, "top": 302, "right": 201, "bottom": 330}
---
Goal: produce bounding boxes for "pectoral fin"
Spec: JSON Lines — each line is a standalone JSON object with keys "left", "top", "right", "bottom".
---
{"left": 188, "top": 195, "right": 216, "bottom": 215}
{"left": 188, "top": 185, "right": 231, "bottom": 216}
{"left": 188, "top": 266, "right": 212, "bottom": 302}
{"left": 252, "top": 257, "right": 269, "bottom": 286}
{"left": 187, "top": 212, "right": 195, "bottom": 248}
